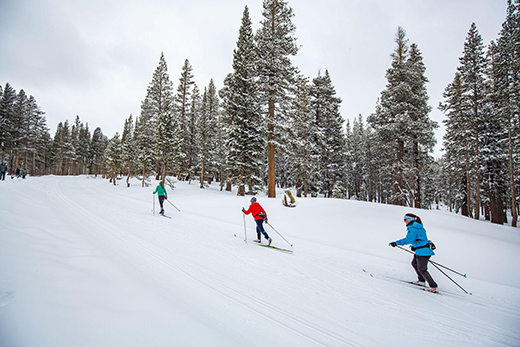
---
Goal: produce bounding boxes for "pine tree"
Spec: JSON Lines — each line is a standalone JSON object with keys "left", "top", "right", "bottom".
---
{"left": 134, "top": 98, "right": 155, "bottom": 186}
{"left": 0, "top": 83, "right": 17, "bottom": 162}
{"left": 26, "top": 95, "right": 49, "bottom": 175}
{"left": 121, "top": 115, "right": 136, "bottom": 186}
{"left": 458, "top": 23, "right": 488, "bottom": 220}
{"left": 90, "top": 127, "right": 107, "bottom": 176}
{"left": 369, "top": 27, "right": 412, "bottom": 206}
{"left": 197, "top": 79, "right": 219, "bottom": 189}
{"left": 104, "top": 133, "right": 123, "bottom": 185}
{"left": 495, "top": 0, "right": 520, "bottom": 226}
{"left": 289, "top": 75, "right": 320, "bottom": 197}
{"left": 11, "top": 89, "right": 29, "bottom": 170}
{"left": 221, "top": 6, "right": 265, "bottom": 195}
{"left": 256, "top": 0, "right": 299, "bottom": 198}
{"left": 480, "top": 41, "right": 508, "bottom": 224}
{"left": 146, "top": 53, "right": 177, "bottom": 182}
{"left": 186, "top": 83, "right": 201, "bottom": 182}
{"left": 369, "top": 27, "right": 437, "bottom": 207}
{"left": 173, "top": 59, "right": 195, "bottom": 178}
{"left": 405, "top": 43, "right": 437, "bottom": 208}
{"left": 440, "top": 73, "right": 472, "bottom": 215}
{"left": 310, "top": 70, "right": 346, "bottom": 198}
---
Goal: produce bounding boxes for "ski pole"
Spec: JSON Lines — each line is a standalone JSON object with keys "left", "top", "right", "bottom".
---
{"left": 266, "top": 222, "right": 293, "bottom": 247}
{"left": 395, "top": 245, "right": 467, "bottom": 278}
{"left": 165, "top": 198, "right": 181, "bottom": 212}
{"left": 243, "top": 212, "right": 247, "bottom": 242}
{"left": 429, "top": 261, "right": 472, "bottom": 295}
{"left": 153, "top": 194, "right": 155, "bottom": 216}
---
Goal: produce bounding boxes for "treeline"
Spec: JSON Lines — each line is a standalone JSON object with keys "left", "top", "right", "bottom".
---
{"left": 0, "top": 0, "right": 518, "bottom": 227}
{"left": 0, "top": 82, "right": 108, "bottom": 177}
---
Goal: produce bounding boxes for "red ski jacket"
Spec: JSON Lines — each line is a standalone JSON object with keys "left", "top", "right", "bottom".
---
{"left": 243, "top": 202, "right": 267, "bottom": 221}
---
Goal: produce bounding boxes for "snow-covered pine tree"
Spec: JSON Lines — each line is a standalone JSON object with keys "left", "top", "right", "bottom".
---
{"left": 197, "top": 80, "right": 219, "bottom": 189}
{"left": 173, "top": 59, "right": 195, "bottom": 179}
{"left": 494, "top": 0, "right": 520, "bottom": 227}
{"left": 481, "top": 41, "right": 508, "bottom": 224}
{"left": 104, "top": 133, "right": 123, "bottom": 185}
{"left": 71, "top": 116, "right": 81, "bottom": 174}
{"left": 186, "top": 83, "right": 201, "bottom": 182}
{"left": 121, "top": 115, "right": 136, "bottom": 187}
{"left": 348, "top": 115, "right": 369, "bottom": 200}
{"left": 11, "top": 89, "right": 30, "bottom": 171}
{"left": 289, "top": 74, "right": 320, "bottom": 197}
{"left": 89, "top": 127, "right": 107, "bottom": 177}
{"left": 255, "top": 0, "right": 299, "bottom": 198}
{"left": 221, "top": 6, "right": 265, "bottom": 196}
{"left": 26, "top": 95, "right": 50, "bottom": 175}
{"left": 369, "top": 27, "right": 436, "bottom": 207}
{"left": 310, "top": 70, "right": 346, "bottom": 198}
{"left": 77, "top": 121, "right": 91, "bottom": 175}
{"left": 369, "top": 27, "right": 412, "bottom": 206}
{"left": 440, "top": 73, "right": 473, "bottom": 216}
{"left": 0, "top": 83, "right": 17, "bottom": 162}
{"left": 134, "top": 98, "right": 155, "bottom": 186}
{"left": 457, "top": 23, "right": 488, "bottom": 220}
{"left": 51, "top": 121, "right": 75, "bottom": 175}
{"left": 404, "top": 43, "right": 437, "bottom": 208}
{"left": 146, "top": 53, "right": 177, "bottom": 182}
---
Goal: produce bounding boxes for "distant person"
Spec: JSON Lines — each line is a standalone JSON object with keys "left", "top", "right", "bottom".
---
{"left": 153, "top": 181, "right": 168, "bottom": 215}
{"left": 242, "top": 197, "right": 272, "bottom": 245}
{"left": 0, "top": 162, "right": 7, "bottom": 181}
{"left": 389, "top": 213, "right": 438, "bottom": 293}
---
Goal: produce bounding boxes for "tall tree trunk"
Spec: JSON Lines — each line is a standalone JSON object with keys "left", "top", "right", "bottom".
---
{"left": 464, "top": 149, "right": 473, "bottom": 218}
{"left": 394, "top": 139, "right": 404, "bottom": 205}
{"left": 267, "top": 97, "right": 276, "bottom": 198}
{"left": 141, "top": 163, "right": 146, "bottom": 188}
{"left": 32, "top": 150, "right": 36, "bottom": 176}
{"left": 508, "top": 128, "right": 518, "bottom": 227}
{"left": 200, "top": 159, "right": 205, "bottom": 189}
{"left": 413, "top": 139, "right": 421, "bottom": 208}
{"left": 474, "top": 133, "right": 481, "bottom": 220}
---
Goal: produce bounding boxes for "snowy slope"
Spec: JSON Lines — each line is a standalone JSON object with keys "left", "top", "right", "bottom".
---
{"left": 0, "top": 175, "right": 519, "bottom": 347}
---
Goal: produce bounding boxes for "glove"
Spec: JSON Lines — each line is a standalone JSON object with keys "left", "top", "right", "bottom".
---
{"left": 389, "top": 242, "right": 397, "bottom": 247}
{"left": 242, "top": 208, "right": 245, "bottom": 212}
{"left": 264, "top": 217, "right": 268, "bottom": 223}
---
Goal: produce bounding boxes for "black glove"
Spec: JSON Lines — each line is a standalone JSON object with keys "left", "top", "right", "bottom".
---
{"left": 242, "top": 208, "right": 245, "bottom": 212}
{"left": 264, "top": 217, "right": 268, "bottom": 223}
{"left": 389, "top": 242, "right": 397, "bottom": 247}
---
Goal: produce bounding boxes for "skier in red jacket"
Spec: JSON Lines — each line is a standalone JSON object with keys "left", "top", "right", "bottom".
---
{"left": 242, "top": 197, "right": 272, "bottom": 245}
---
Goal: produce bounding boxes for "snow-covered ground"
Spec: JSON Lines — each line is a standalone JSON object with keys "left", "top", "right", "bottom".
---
{"left": 0, "top": 175, "right": 519, "bottom": 347}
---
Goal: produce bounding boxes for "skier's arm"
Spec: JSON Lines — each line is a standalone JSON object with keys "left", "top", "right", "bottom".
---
{"left": 395, "top": 228, "right": 417, "bottom": 246}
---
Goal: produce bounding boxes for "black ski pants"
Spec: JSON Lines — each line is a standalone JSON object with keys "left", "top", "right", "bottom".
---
{"left": 158, "top": 195, "right": 165, "bottom": 210}
{"left": 412, "top": 255, "right": 438, "bottom": 288}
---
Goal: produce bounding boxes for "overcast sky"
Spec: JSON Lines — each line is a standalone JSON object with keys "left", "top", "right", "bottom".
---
{"left": 0, "top": 0, "right": 508, "bottom": 157}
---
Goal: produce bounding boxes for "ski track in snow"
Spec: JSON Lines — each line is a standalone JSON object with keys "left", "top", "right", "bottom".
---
{"left": 0, "top": 175, "right": 519, "bottom": 347}
{"left": 49, "top": 177, "right": 366, "bottom": 346}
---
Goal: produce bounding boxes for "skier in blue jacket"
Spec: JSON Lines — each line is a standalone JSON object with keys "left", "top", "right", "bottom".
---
{"left": 389, "top": 213, "right": 438, "bottom": 292}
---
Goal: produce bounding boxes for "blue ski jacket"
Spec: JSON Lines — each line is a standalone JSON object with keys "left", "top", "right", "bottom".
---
{"left": 395, "top": 221, "right": 435, "bottom": 256}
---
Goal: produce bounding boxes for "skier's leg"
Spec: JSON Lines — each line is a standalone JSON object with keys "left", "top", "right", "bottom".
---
{"left": 159, "top": 196, "right": 165, "bottom": 214}
{"left": 256, "top": 219, "right": 270, "bottom": 240}
{"left": 412, "top": 255, "right": 426, "bottom": 282}
{"left": 417, "top": 256, "right": 438, "bottom": 288}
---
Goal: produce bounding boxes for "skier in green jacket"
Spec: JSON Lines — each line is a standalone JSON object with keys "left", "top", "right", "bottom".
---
{"left": 153, "top": 181, "right": 168, "bottom": 215}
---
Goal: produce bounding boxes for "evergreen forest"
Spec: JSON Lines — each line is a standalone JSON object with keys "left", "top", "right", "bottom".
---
{"left": 1, "top": 0, "right": 519, "bottom": 227}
